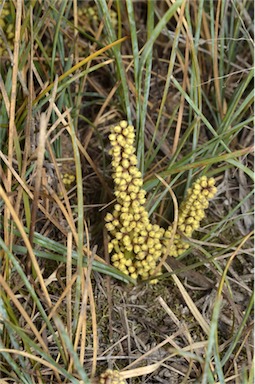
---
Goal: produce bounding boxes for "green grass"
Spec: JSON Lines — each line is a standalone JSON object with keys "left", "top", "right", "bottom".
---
{"left": 0, "top": 1, "right": 253, "bottom": 383}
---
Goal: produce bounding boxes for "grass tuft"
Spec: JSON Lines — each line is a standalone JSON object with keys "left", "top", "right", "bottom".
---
{"left": 0, "top": 1, "right": 253, "bottom": 382}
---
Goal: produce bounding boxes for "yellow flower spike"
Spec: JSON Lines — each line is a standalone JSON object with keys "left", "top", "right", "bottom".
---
{"left": 106, "top": 122, "right": 217, "bottom": 279}
{"left": 99, "top": 369, "right": 126, "bottom": 384}
{"left": 166, "top": 176, "right": 217, "bottom": 257}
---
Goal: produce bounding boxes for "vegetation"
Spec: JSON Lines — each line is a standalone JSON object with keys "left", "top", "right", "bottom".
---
{"left": 0, "top": 1, "right": 253, "bottom": 383}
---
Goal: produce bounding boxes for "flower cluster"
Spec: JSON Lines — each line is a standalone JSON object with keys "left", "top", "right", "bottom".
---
{"left": 105, "top": 121, "right": 164, "bottom": 281}
{"left": 0, "top": 0, "right": 15, "bottom": 57}
{"left": 77, "top": 4, "right": 117, "bottom": 29}
{"left": 99, "top": 369, "right": 126, "bottom": 384}
{"left": 61, "top": 172, "right": 75, "bottom": 187}
{"left": 164, "top": 176, "right": 217, "bottom": 257}
{"left": 106, "top": 121, "right": 217, "bottom": 282}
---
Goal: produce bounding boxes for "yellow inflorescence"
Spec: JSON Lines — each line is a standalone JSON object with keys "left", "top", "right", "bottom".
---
{"left": 164, "top": 175, "right": 217, "bottom": 257}
{"left": 99, "top": 369, "right": 126, "bottom": 384}
{"left": 61, "top": 172, "right": 75, "bottom": 186}
{"left": 105, "top": 121, "right": 165, "bottom": 282}
{"left": 106, "top": 121, "right": 217, "bottom": 282}
{"left": 0, "top": 1, "right": 15, "bottom": 56}
{"left": 77, "top": 5, "right": 117, "bottom": 28}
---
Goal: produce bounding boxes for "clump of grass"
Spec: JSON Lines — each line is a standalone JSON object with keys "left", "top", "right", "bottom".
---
{"left": 0, "top": 1, "right": 253, "bottom": 383}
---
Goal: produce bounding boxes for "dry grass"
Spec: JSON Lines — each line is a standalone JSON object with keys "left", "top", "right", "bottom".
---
{"left": 0, "top": 1, "right": 254, "bottom": 383}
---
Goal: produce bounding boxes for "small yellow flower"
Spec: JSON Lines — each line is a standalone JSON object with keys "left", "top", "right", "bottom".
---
{"left": 99, "top": 368, "right": 126, "bottom": 384}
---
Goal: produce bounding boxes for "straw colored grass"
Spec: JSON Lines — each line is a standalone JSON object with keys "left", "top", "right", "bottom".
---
{"left": 0, "top": 1, "right": 253, "bottom": 383}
